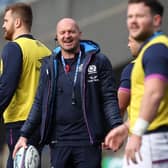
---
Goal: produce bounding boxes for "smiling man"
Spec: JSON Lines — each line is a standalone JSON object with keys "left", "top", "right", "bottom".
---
{"left": 13, "top": 18, "right": 123, "bottom": 168}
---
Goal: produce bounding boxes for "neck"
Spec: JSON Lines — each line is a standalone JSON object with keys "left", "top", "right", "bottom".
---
{"left": 61, "top": 48, "right": 80, "bottom": 59}
{"left": 12, "top": 29, "right": 30, "bottom": 40}
{"left": 62, "top": 53, "right": 76, "bottom": 59}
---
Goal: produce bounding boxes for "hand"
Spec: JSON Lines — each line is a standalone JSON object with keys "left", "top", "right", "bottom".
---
{"left": 101, "top": 142, "right": 110, "bottom": 150}
{"left": 125, "top": 134, "right": 142, "bottom": 165}
{"left": 12, "top": 136, "right": 28, "bottom": 159}
{"left": 104, "top": 124, "right": 129, "bottom": 151}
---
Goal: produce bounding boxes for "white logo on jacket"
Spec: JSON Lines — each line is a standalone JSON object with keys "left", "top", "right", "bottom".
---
{"left": 87, "top": 65, "right": 99, "bottom": 82}
{"left": 88, "top": 65, "right": 97, "bottom": 74}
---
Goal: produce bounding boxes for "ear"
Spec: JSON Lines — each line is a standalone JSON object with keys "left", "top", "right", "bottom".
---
{"left": 54, "top": 35, "right": 57, "bottom": 41}
{"left": 153, "top": 14, "right": 162, "bottom": 28}
{"left": 15, "top": 17, "right": 22, "bottom": 28}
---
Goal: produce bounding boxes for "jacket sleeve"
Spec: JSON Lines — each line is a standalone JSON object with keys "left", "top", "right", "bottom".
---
{"left": 20, "top": 62, "right": 46, "bottom": 138}
{"left": 0, "top": 42, "right": 22, "bottom": 115}
{"left": 99, "top": 54, "right": 123, "bottom": 129}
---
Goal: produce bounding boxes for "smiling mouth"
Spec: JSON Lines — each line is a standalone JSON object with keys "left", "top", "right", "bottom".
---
{"left": 64, "top": 39, "right": 73, "bottom": 43}
{"left": 64, "top": 41, "right": 74, "bottom": 46}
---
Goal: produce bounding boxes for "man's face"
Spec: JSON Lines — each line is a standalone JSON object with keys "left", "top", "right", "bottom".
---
{"left": 56, "top": 19, "right": 81, "bottom": 53}
{"left": 2, "top": 10, "right": 15, "bottom": 41}
{"left": 127, "top": 2, "right": 154, "bottom": 41}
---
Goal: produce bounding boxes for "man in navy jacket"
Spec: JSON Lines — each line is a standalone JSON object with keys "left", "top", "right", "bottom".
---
{"left": 13, "top": 18, "right": 123, "bottom": 168}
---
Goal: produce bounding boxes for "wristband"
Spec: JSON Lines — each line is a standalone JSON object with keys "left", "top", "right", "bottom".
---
{"left": 131, "top": 118, "right": 149, "bottom": 136}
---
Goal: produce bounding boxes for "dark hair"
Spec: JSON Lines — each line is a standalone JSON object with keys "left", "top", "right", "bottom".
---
{"left": 128, "top": 0, "right": 164, "bottom": 17}
{"left": 4, "top": 2, "right": 33, "bottom": 31}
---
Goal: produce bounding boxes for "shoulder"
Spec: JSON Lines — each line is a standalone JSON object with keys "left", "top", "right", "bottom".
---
{"left": 142, "top": 43, "right": 168, "bottom": 77}
{"left": 122, "top": 62, "right": 134, "bottom": 75}
{"left": 2, "top": 41, "right": 21, "bottom": 52}
{"left": 143, "top": 43, "right": 168, "bottom": 62}
{"left": 121, "top": 62, "right": 134, "bottom": 79}
{"left": 40, "top": 55, "right": 52, "bottom": 65}
{"left": 2, "top": 42, "right": 22, "bottom": 59}
{"left": 40, "top": 54, "right": 55, "bottom": 70}
{"left": 120, "top": 62, "right": 134, "bottom": 83}
{"left": 94, "top": 53, "right": 112, "bottom": 67}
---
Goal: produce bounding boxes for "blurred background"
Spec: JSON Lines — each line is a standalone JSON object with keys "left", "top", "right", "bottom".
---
{"left": 0, "top": 0, "right": 167, "bottom": 167}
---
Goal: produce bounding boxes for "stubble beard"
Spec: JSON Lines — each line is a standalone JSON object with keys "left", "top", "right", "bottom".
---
{"left": 133, "top": 28, "right": 154, "bottom": 42}
{"left": 63, "top": 44, "right": 79, "bottom": 54}
{"left": 4, "top": 30, "right": 13, "bottom": 41}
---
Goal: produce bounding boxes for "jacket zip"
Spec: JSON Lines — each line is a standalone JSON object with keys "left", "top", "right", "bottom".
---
{"left": 81, "top": 55, "right": 94, "bottom": 144}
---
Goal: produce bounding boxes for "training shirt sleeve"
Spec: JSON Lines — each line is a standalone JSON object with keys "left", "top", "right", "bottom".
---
{"left": 118, "top": 62, "right": 134, "bottom": 92}
{"left": 142, "top": 43, "right": 168, "bottom": 81}
{"left": 0, "top": 42, "right": 22, "bottom": 114}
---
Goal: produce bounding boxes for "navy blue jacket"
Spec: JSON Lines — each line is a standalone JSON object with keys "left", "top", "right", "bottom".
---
{"left": 21, "top": 40, "right": 122, "bottom": 145}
